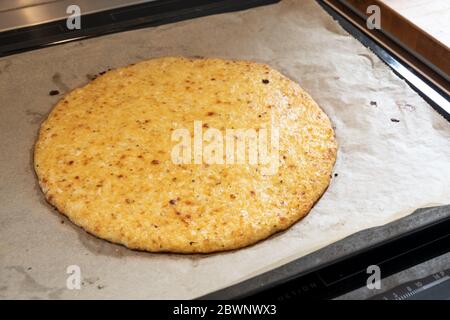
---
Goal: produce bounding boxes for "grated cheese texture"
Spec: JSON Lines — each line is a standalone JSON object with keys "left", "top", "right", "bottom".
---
{"left": 34, "top": 57, "right": 337, "bottom": 253}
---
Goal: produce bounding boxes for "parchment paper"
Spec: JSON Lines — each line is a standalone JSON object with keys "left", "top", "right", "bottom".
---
{"left": 0, "top": 0, "right": 449, "bottom": 299}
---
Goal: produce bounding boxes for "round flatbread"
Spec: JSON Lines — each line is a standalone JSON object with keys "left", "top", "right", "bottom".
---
{"left": 34, "top": 57, "right": 337, "bottom": 253}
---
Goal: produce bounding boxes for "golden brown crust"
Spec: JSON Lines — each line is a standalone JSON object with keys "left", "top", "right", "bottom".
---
{"left": 34, "top": 57, "right": 337, "bottom": 253}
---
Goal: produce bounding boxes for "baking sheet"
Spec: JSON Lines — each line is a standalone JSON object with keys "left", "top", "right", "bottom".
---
{"left": 0, "top": 0, "right": 449, "bottom": 299}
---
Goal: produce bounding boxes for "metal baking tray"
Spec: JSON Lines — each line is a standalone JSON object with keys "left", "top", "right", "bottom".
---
{"left": 0, "top": 0, "right": 448, "bottom": 299}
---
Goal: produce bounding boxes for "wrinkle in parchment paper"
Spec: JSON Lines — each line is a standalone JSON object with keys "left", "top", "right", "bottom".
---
{"left": 0, "top": 0, "right": 449, "bottom": 299}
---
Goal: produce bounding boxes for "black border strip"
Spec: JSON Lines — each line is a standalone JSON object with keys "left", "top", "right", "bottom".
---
{"left": 0, "top": 0, "right": 280, "bottom": 58}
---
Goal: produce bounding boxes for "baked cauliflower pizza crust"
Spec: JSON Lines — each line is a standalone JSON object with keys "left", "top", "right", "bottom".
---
{"left": 34, "top": 57, "right": 337, "bottom": 253}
